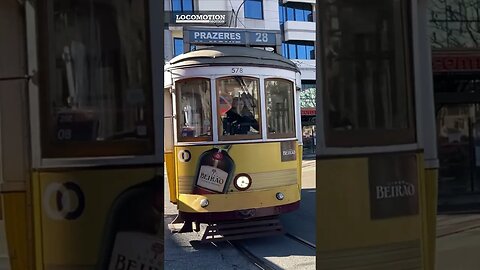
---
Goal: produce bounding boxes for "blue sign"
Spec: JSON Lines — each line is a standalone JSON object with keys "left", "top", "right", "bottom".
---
{"left": 189, "top": 30, "right": 246, "bottom": 45}
{"left": 187, "top": 28, "right": 278, "bottom": 46}
{"left": 248, "top": 32, "right": 276, "bottom": 46}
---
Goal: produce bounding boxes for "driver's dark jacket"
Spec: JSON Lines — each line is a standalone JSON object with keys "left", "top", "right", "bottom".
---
{"left": 223, "top": 109, "right": 259, "bottom": 135}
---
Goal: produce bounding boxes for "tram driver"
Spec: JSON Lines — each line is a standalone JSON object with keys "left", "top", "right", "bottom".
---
{"left": 223, "top": 97, "right": 259, "bottom": 135}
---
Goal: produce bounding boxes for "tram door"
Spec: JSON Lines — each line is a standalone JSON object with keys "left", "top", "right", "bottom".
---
{"left": 316, "top": 0, "right": 437, "bottom": 269}
{"left": 1, "top": 1, "right": 164, "bottom": 269}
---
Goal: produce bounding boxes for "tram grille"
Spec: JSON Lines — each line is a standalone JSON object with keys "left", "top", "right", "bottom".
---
{"left": 178, "top": 169, "right": 297, "bottom": 194}
{"left": 317, "top": 240, "right": 422, "bottom": 270}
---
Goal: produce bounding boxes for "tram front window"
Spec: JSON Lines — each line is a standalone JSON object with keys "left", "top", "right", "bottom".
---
{"left": 176, "top": 78, "right": 212, "bottom": 141}
{"left": 265, "top": 79, "right": 295, "bottom": 138}
{"left": 217, "top": 77, "right": 261, "bottom": 139}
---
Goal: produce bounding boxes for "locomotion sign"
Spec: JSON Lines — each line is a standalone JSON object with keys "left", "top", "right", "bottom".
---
{"left": 185, "top": 28, "right": 279, "bottom": 46}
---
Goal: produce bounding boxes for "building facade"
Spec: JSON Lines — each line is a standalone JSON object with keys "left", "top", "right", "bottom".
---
{"left": 164, "top": 0, "right": 316, "bottom": 155}
{"left": 429, "top": 0, "right": 480, "bottom": 210}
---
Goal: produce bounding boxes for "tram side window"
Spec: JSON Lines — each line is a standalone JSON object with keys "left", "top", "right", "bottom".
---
{"left": 40, "top": 0, "right": 154, "bottom": 157}
{"left": 265, "top": 79, "right": 295, "bottom": 138}
{"left": 176, "top": 79, "right": 212, "bottom": 141}
{"left": 320, "top": 0, "right": 415, "bottom": 146}
{"left": 217, "top": 77, "right": 261, "bottom": 140}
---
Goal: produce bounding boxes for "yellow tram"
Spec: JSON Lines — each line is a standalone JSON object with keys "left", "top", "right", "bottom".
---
{"left": 164, "top": 46, "right": 303, "bottom": 239}
{"left": 0, "top": 0, "right": 163, "bottom": 269}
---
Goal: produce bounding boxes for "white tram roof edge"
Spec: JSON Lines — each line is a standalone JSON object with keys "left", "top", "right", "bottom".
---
{"left": 164, "top": 46, "right": 300, "bottom": 73}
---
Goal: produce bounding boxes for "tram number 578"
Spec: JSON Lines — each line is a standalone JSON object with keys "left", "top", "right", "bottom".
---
{"left": 231, "top": 68, "right": 243, "bottom": 74}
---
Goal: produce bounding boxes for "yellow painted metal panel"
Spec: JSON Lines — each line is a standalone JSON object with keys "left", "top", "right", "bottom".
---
{"left": 174, "top": 142, "right": 299, "bottom": 195}
{"left": 165, "top": 152, "right": 177, "bottom": 203}
{"left": 32, "top": 168, "right": 157, "bottom": 268}
{"left": 316, "top": 156, "right": 422, "bottom": 249}
{"left": 424, "top": 168, "right": 438, "bottom": 270}
{"left": 317, "top": 240, "right": 422, "bottom": 269}
{"left": 175, "top": 142, "right": 298, "bottom": 177}
{"left": 32, "top": 172, "right": 44, "bottom": 270}
{"left": 177, "top": 169, "right": 297, "bottom": 194}
{"left": 178, "top": 184, "right": 300, "bottom": 212}
{"left": 3, "top": 192, "right": 30, "bottom": 270}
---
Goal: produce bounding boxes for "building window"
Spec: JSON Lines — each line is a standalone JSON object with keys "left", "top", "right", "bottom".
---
{"left": 176, "top": 78, "right": 212, "bottom": 142}
{"left": 320, "top": 0, "right": 415, "bottom": 147}
{"left": 245, "top": 0, "right": 263, "bottom": 20}
{"left": 172, "top": 0, "right": 193, "bottom": 12}
{"left": 282, "top": 42, "right": 315, "bottom": 59}
{"left": 279, "top": 2, "right": 313, "bottom": 23}
{"left": 174, "top": 38, "right": 184, "bottom": 57}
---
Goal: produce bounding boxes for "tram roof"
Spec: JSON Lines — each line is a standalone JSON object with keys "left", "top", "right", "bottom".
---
{"left": 165, "top": 46, "right": 300, "bottom": 72}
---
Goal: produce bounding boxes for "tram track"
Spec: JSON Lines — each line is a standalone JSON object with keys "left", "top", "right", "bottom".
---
{"left": 225, "top": 232, "right": 316, "bottom": 270}
{"left": 285, "top": 233, "right": 316, "bottom": 250}
{"left": 228, "top": 240, "right": 280, "bottom": 270}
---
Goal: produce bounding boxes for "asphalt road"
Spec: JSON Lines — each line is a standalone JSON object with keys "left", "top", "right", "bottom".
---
{"left": 237, "top": 160, "right": 316, "bottom": 269}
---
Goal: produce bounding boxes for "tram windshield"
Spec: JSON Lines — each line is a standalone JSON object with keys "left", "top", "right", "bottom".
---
{"left": 217, "top": 77, "right": 261, "bottom": 140}
{"left": 174, "top": 75, "right": 296, "bottom": 142}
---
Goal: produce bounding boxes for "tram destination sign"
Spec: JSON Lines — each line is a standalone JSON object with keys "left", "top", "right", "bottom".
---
{"left": 185, "top": 28, "right": 279, "bottom": 46}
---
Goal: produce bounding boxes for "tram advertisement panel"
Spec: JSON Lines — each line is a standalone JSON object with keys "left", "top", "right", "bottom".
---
{"left": 32, "top": 168, "right": 163, "bottom": 269}
{"left": 368, "top": 154, "right": 419, "bottom": 220}
{"left": 175, "top": 141, "right": 300, "bottom": 196}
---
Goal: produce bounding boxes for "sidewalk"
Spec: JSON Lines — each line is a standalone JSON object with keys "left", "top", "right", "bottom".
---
{"left": 302, "top": 153, "right": 316, "bottom": 160}
{"left": 437, "top": 214, "right": 480, "bottom": 237}
{"left": 436, "top": 214, "right": 480, "bottom": 270}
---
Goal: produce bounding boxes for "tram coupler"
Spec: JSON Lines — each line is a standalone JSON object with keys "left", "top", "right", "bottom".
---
{"left": 193, "top": 221, "right": 201, "bottom": 232}
{"left": 168, "top": 214, "right": 194, "bottom": 233}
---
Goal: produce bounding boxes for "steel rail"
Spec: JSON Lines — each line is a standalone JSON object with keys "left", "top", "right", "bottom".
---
{"left": 227, "top": 241, "right": 279, "bottom": 270}
{"left": 285, "top": 233, "right": 316, "bottom": 250}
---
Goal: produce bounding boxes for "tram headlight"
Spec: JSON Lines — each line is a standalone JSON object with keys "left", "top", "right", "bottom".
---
{"left": 276, "top": 192, "right": 285, "bottom": 200}
{"left": 233, "top": 173, "right": 252, "bottom": 191}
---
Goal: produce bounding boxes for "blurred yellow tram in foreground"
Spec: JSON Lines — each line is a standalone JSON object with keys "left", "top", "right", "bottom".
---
{"left": 315, "top": 0, "right": 438, "bottom": 269}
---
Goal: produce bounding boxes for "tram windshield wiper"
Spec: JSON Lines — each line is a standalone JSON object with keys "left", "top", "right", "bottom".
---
{"left": 234, "top": 76, "right": 248, "bottom": 93}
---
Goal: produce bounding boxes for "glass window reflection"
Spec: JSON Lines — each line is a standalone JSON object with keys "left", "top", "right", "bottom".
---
{"left": 217, "top": 77, "right": 261, "bottom": 139}
{"left": 176, "top": 78, "right": 212, "bottom": 141}
{"left": 174, "top": 38, "right": 184, "bottom": 57}
{"left": 41, "top": 0, "right": 154, "bottom": 157}
{"left": 245, "top": 0, "right": 263, "bottom": 19}
{"left": 265, "top": 79, "right": 295, "bottom": 138}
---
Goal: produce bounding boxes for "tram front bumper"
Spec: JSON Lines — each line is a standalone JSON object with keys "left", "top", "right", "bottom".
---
{"left": 177, "top": 184, "right": 300, "bottom": 221}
